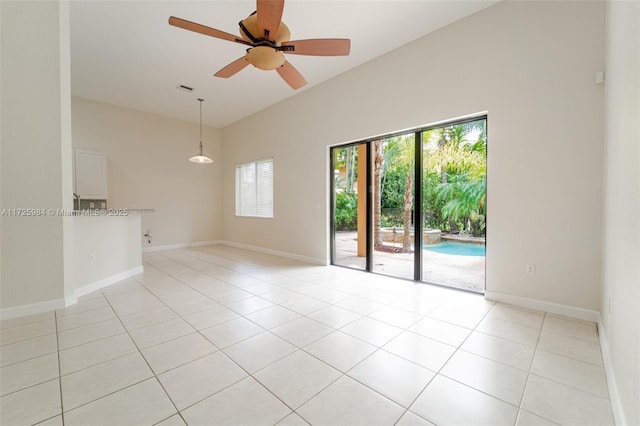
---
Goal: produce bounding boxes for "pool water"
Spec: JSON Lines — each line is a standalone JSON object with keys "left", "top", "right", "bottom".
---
{"left": 423, "top": 241, "right": 485, "bottom": 257}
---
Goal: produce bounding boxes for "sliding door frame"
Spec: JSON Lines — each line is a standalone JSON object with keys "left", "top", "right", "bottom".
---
{"left": 330, "top": 114, "right": 487, "bottom": 285}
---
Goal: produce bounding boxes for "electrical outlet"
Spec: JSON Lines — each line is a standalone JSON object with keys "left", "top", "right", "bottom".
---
{"left": 525, "top": 264, "right": 535, "bottom": 276}
{"left": 89, "top": 254, "right": 95, "bottom": 264}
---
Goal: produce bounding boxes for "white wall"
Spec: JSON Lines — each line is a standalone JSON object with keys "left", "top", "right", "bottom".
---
{"left": 601, "top": 1, "right": 640, "bottom": 424}
{"left": 72, "top": 215, "right": 142, "bottom": 295}
{"left": 71, "top": 97, "right": 223, "bottom": 249}
{"left": 0, "top": 1, "right": 73, "bottom": 311}
{"left": 222, "top": 1, "right": 605, "bottom": 311}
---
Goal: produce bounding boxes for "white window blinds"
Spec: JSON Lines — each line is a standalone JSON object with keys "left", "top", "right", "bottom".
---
{"left": 235, "top": 159, "right": 273, "bottom": 218}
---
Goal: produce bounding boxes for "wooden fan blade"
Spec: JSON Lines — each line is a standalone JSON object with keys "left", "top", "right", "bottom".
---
{"left": 280, "top": 38, "right": 350, "bottom": 56}
{"left": 256, "top": 0, "right": 284, "bottom": 38}
{"left": 169, "top": 16, "right": 249, "bottom": 45}
{"left": 215, "top": 57, "right": 250, "bottom": 78}
{"left": 277, "top": 61, "right": 307, "bottom": 90}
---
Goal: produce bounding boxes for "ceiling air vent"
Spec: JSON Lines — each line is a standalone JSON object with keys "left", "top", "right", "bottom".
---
{"left": 176, "top": 84, "right": 194, "bottom": 92}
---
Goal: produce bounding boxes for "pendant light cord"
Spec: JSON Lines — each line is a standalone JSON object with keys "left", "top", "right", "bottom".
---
{"left": 198, "top": 98, "right": 204, "bottom": 154}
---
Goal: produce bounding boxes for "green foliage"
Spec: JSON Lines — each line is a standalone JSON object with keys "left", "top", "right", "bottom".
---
{"left": 422, "top": 119, "right": 487, "bottom": 235}
{"left": 335, "top": 191, "right": 358, "bottom": 231}
{"left": 423, "top": 171, "right": 449, "bottom": 230}
{"left": 340, "top": 118, "right": 487, "bottom": 237}
{"left": 435, "top": 174, "right": 486, "bottom": 237}
{"left": 381, "top": 168, "right": 405, "bottom": 209}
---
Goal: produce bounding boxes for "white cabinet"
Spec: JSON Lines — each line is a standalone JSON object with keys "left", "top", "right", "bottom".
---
{"left": 74, "top": 150, "right": 108, "bottom": 199}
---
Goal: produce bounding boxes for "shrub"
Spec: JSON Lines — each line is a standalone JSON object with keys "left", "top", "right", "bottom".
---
{"left": 335, "top": 191, "right": 358, "bottom": 231}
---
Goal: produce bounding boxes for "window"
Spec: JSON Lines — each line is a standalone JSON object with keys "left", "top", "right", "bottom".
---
{"left": 235, "top": 158, "right": 273, "bottom": 218}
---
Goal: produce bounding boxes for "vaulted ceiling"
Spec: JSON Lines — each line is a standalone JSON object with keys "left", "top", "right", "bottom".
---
{"left": 70, "top": 1, "right": 496, "bottom": 128}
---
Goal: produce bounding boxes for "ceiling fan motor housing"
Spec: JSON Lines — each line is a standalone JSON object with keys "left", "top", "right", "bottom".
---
{"left": 239, "top": 14, "right": 291, "bottom": 44}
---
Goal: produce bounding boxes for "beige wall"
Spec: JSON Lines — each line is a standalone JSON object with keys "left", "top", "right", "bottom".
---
{"left": 71, "top": 97, "right": 223, "bottom": 248}
{"left": 601, "top": 1, "right": 640, "bottom": 424}
{"left": 222, "top": 1, "right": 605, "bottom": 311}
{"left": 0, "top": 1, "right": 73, "bottom": 310}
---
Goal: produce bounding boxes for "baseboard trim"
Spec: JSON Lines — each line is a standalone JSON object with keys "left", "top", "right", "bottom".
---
{"left": 0, "top": 298, "right": 67, "bottom": 321}
{"left": 596, "top": 316, "right": 627, "bottom": 426}
{"left": 0, "top": 266, "right": 144, "bottom": 321}
{"left": 74, "top": 266, "right": 144, "bottom": 298}
{"left": 484, "top": 291, "right": 600, "bottom": 323}
{"left": 221, "top": 241, "right": 327, "bottom": 266}
{"left": 142, "top": 240, "right": 223, "bottom": 252}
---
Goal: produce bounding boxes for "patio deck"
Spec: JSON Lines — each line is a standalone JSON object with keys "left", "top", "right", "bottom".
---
{"left": 334, "top": 231, "right": 485, "bottom": 293}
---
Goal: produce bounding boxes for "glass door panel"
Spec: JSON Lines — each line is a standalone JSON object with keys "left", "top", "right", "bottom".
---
{"left": 421, "top": 119, "right": 487, "bottom": 292}
{"left": 332, "top": 144, "right": 367, "bottom": 270}
{"left": 372, "top": 134, "right": 415, "bottom": 280}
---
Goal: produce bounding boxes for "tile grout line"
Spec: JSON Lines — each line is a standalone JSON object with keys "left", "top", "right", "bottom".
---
{"left": 392, "top": 299, "right": 497, "bottom": 425}
{"left": 54, "top": 309, "right": 65, "bottom": 426}
{"left": 99, "top": 292, "right": 190, "bottom": 425}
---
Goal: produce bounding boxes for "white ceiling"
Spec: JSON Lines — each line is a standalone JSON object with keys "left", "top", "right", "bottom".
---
{"left": 70, "top": 0, "right": 496, "bottom": 128}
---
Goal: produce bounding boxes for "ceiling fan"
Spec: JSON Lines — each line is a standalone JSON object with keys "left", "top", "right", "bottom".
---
{"left": 169, "top": 0, "right": 350, "bottom": 90}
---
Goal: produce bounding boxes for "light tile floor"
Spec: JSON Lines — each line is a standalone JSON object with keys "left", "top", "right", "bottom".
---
{"left": 1, "top": 246, "right": 614, "bottom": 426}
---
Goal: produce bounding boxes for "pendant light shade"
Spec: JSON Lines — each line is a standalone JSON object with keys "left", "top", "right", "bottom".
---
{"left": 189, "top": 98, "right": 213, "bottom": 164}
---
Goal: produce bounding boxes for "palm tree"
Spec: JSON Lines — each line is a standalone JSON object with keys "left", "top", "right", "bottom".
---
{"left": 373, "top": 140, "right": 384, "bottom": 248}
{"left": 424, "top": 119, "right": 486, "bottom": 234}
{"left": 435, "top": 174, "right": 486, "bottom": 237}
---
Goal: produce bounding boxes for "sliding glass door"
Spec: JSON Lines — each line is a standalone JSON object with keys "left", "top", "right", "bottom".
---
{"left": 330, "top": 116, "right": 487, "bottom": 293}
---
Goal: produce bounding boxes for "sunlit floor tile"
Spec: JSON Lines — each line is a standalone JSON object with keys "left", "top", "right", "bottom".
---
{"left": 304, "top": 330, "right": 377, "bottom": 372}
{"left": 0, "top": 378, "right": 61, "bottom": 426}
{"left": 411, "top": 375, "right": 518, "bottom": 426}
{"left": 297, "top": 375, "right": 404, "bottom": 426}
{"left": 348, "top": 349, "right": 434, "bottom": 407}
{"left": 271, "top": 316, "right": 334, "bottom": 347}
{"left": 408, "top": 316, "right": 471, "bottom": 347}
{"left": 61, "top": 352, "right": 152, "bottom": 410}
{"left": 254, "top": 350, "right": 341, "bottom": 409}
{"left": 440, "top": 350, "right": 528, "bottom": 405}
{"left": 181, "top": 377, "right": 291, "bottom": 425}
{"left": 1, "top": 352, "right": 59, "bottom": 396}
{"left": 63, "top": 378, "right": 176, "bottom": 426}
{"left": 141, "top": 332, "right": 218, "bottom": 374}
{"left": 383, "top": 331, "right": 456, "bottom": 371}
{"left": 530, "top": 350, "right": 609, "bottom": 398}
{"left": 223, "top": 331, "right": 296, "bottom": 373}
{"left": 521, "top": 374, "right": 613, "bottom": 425}
{"left": 158, "top": 351, "right": 247, "bottom": 410}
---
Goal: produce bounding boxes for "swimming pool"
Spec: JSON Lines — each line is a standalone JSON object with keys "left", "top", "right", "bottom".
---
{"left": 423, "top": 241, "right": 485, "bottom": 257}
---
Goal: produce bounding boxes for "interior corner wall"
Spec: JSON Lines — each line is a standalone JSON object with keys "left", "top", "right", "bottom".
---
{"left": 601, "top": 1, "right": 640, "bottom": 424}
{"left": 222, "top": 0, "right": 605, "bottom": 311}
{"left": 71, "top": 97, "right": 223, "bottom": 248}
{"left": 1, "top": 1, "right": 72, "bottom": 310}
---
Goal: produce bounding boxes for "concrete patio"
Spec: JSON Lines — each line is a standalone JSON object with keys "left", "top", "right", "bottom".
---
{"left": 334, "top": 231, "right": 485, "bottom": 293}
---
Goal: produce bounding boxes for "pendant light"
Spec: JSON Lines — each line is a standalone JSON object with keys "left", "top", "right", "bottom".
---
{"left": 189, "top": 98, "right": 213, "bottom": 164}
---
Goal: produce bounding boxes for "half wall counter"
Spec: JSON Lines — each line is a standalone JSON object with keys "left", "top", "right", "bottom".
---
{"left": 71, "top": 208, "right": 154, "bottom": 301}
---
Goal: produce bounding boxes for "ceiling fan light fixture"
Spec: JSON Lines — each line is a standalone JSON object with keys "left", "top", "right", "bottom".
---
{"left": 189, "top": 98, "right": 213, "bottom": 164}
{"left": 246, "top": 46, "right": 285, "bottom": 70}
